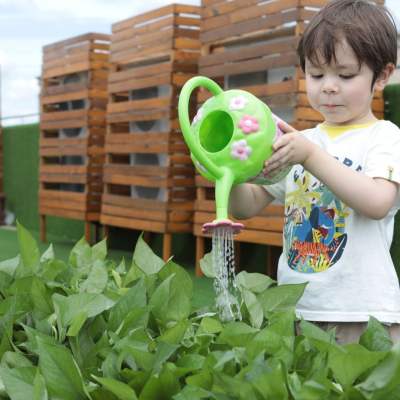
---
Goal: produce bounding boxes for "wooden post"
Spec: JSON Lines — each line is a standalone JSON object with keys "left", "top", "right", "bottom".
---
{"left": 84, "top": 221, "right": 91, "bottom": 245}
{"left": 163, "top": 233, "right": 172, "bottom": 262}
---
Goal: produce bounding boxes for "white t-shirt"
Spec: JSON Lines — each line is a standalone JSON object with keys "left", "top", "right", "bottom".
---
{"left": 264, "top": 120, "right": 400, "bottom": 324}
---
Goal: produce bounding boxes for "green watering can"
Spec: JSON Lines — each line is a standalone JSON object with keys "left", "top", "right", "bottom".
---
{"left": 178, "top": 76, "right": 291, "bottom": 235}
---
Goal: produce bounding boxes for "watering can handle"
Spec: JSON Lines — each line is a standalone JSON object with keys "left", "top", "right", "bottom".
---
{"left": 178, "top": 76, "right": 224, "bottom": 179}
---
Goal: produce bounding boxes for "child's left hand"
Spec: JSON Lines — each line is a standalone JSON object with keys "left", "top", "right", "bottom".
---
{"left": 262, "top": 121, "right": 316, "bottom": 179}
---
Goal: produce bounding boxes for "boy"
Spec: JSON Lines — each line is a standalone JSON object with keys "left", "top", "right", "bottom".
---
{"left": 228, "top": 0, "right": 400, "bottom": 346}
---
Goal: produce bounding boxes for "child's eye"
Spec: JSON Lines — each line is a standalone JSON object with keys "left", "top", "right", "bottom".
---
{"left": 311, "top": 75, "right": 323, "bottom": 79}
{"left": 340, "top": 75, "right": 355, "bottom": 80}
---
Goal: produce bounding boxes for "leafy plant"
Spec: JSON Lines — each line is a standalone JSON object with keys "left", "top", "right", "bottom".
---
{"left": 0, "top": 222, "right": 398, "bottom": 399}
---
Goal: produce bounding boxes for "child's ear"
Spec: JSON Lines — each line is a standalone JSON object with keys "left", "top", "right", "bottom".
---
{"left": 374, "top": 63, "right": 395, "bottom": 91}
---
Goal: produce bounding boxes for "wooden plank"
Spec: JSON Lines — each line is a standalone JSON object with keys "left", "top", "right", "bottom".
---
{"left": 103, "top": 173, "right": 168, "bottom": 187}
{"left": 100, "top": 214, "right": 166, "bottom": 233}
{"left": 108, "top": 61, "right": 172, "bottom": 84}
{"left": 111, "top": 38, "right": 174, "bottom": 64}
{"left": 102, "top": 193, "right": 168, "bottom": 211}
{"left": 105, "top": 132, "right": 169, "bottom": 144}
{"left": 39, "top": 205, "right": 87, "bottom": 221}
{"left": 107, "top": 97, "right": 170, "bottom": 114}
{"left": 174, "top": 38, "right": 201, "bottom": 51}
{"left": 300, "top": 0, "right": 328, "bottom": 7}
{"left": 40, "top": 137, "right": 88, "bottom": 147}
{"left": 107, "top": 73, "right": 170, "bottom": 95}
{"left": 111, "top": 27, "right": 174, "bottom": 53}
{"left": 41, "top": 109, "right": 88, "bottom": 122}
{"left": 202, "top": 0, "right": 298, "bottom": 32}
{"left": 38, "top": 189, "right": 86, "bottom": 202}
{"left": 43, "top": 33, "right": 93, "bottom": 53}
{"left": 40, "top": 147, "right": 87, "bottom": 157}
{"left": 40, "top": 90, "right": 89, "bottom": 105}
{"left": 43, "top": 42, "right": 92, "bottom": 63}
{"left": 40, "top": 119, "right": 88, "bottom": 131}
{"left": 104, "top": 164, "right": 169, "bottom": 178}
{"left": 199, "top": 52, "right": 298, "bottom": 78}
{"left": 198, "top": 80, "right": 299, "bottom": 103}
{"left": 102, "top": 204, "right": 167, "bottom": 222}
{"left": 107, "top": 108, "right": 170, "bottom": 124}
{"left": 39, "top": 173, "right": 87, "bottom": 184}
{"left": 202, "top": 0, "right": 261, "bottom": 19}
{"left": 43, "top": 50, "right": 90, "bottom": 71}
{"left": 166, "top": 222, "right": 192, "bottom": 233}
{"left": 200, "top": 36, "right": 299, "bottom": 68}
{"left": 39, "top": 165, "right": 87, "bottom": 174}
{"left": 41, "top": 61, "right": 91, "bottom": 80}
{"left": 112, "top": 5, "right": 175, "bottom": 33}
{"left": 41, "top": 81, "right": 89, "bottom": 97}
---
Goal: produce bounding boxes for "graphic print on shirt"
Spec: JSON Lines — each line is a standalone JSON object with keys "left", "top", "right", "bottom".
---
{"left": 284, "top": 168, "right": 349, "bottom": 273}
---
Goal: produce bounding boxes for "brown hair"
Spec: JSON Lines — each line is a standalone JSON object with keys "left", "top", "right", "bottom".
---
{"left": 298, "top": 0, "right": 398, "bottom": 86}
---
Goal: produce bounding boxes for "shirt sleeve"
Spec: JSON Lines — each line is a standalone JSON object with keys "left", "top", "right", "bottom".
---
{"left": 363, "top": 121, "right": 400, "bottom": 210}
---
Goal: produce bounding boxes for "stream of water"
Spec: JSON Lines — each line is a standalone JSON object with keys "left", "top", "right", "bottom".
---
{"left": 212, "top": 227, "right": 242, "bottom": 323}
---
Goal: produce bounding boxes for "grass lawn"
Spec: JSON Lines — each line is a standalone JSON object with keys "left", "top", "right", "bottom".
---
{"left": 0, "top": 226, "right": 215, "bottom": 308}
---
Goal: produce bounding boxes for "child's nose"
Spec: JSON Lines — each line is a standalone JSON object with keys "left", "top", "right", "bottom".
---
{"left": 322, "top": 79, "right": 339, "bottom": 94}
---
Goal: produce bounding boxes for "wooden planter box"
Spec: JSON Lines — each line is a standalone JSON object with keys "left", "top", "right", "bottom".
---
{"left": 101, "top": 4, "right": 201, "bottom": 260}
{"left": 194, "top": 0, "right": 385, "bottom": 276}
{"left": 39, "top": 33, "right": 110, "bottom": 244}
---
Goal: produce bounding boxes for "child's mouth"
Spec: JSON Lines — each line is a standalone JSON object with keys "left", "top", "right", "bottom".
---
{"left": 323, "top": 104, "right": 341, "bottom": 110}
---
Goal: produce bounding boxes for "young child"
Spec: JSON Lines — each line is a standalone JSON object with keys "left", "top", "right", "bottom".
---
{"left": 228, "top": 0, "right": 400, "bottom": 346}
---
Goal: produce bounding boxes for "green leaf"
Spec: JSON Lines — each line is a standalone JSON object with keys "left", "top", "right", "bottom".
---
{"left": 0, "top": 366, "right": 37, "bottom": 400}
{"left": 165, "top": 287, "right": 191, "bottom": 323}
{"left": 82, "top": 331, "right": 110, "bottom": 369}
{"left": 0, "top": 255, "right": 20, "bottom": 277}
{"left": 33, "top": 369, "right": 48, "bottom": 400}
{"left": 30, "top": 274, "right": 56, "bottom": 320}
{"left": 108, "top": 277, "right": 146, "bottom": 333}
{"left": 91, "top": 238, "right": 107, "bottom": 263}
{"left": 40, "top": 244, "right": 54, "bottom": 263}
{"left": 132, "top": 233, "right": 165, "bottom": 275}
{"left": 69, "top": 237, "right": 92, "bottom": 269}
{"left": 359, "top": 316, "right": 393, "bottom": 352}
{"left": 21, "top": 324, "right": 62, "bottom": 353}
{"left": 148, "top": 275, "right": 174, "bottom": 321}
{"left": 199, "top": 253, "right": 214, "bottom": 278}
{"left": 245, "top": 308, "right": 295, "bottom": 368}
{"left": 215, "top": 322, "right": 259, "bottom": 348}
{"left": 200, "top": 317, "right": 224, "bottom": 334}
{"left": 242, "top": 287, "right": 263, "bottom": 329}
{"left": 17, "top": 221, "right": 40, "bottom": 273}
{"left": 67, "top": 310, "right": 89, "bottom": 337}
{"left": 329, "top": 349, "right": 388, "bottom": 386}
{"left": 356, "top": 340, "right": 400, "bottom": 398}
{"left": 92, "top": 376, "right": 137, "bottom": 400}
{"left": 37, "top": 337, "right": 91, "bottom": 400}
{"left": 252, "top": 362, "right": 288, "bottom": 400}
{"left": 300, "top": 380, "right": 330, "bottom": 399}
{"left": 41, "top": 259, "right": 69, "bottom": 281}
{"left": 0, "top": 296, "right": 15, "bottom": 358}
{"left": 158, "top": 260, "right": 194, "bottom": 301}
{"left": 139, "top": 372, "right": 181, "bottom": 400}
{"left": 236, "top": 271, "right": 276, "bottom": 294}
{"left": 2, "top": 351, "right": 32, "bottom": 368}
{"left": 55, "top": 292, "right": 108, "bottom": 327}
{"left": 122, "top": 260, "right": 144, "bottom": 288}
{"left": 119, "top": 306, "right": 153, "bottom": 337}
{"left": 257, "top": 282, "right": 308, "bottom": 312}
{"left": 157, "top": 319, "right": 190, "bottom": 345}
{"left": 80, "top": 260, "right": 108, "bottom": 294}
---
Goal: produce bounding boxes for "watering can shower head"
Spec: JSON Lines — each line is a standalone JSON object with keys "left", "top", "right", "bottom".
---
{"left": 178, "top": 76, "right": 291, "bottom": 236}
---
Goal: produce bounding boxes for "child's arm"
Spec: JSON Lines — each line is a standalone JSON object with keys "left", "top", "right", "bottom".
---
{"left": 263, "top": 121, "right": 399, "bottom": 220}
{"left": 228, "top": 183, "right": 275, "bottom": 220}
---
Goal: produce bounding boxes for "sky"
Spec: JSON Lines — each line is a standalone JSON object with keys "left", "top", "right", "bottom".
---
{"left": 0, "top": 0, "right": 399, "bottom": 126}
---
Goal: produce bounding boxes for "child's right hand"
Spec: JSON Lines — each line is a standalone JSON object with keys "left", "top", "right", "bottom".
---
{"left": 262, "top": 121, "right": 316, "bottom": 179}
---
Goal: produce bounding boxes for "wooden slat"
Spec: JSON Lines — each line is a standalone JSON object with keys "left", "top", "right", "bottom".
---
{"left": 199, "top": 52, "right": 298, "bottom": 78}
{"left": 102, "top": 193, "right": 168, "bottom": 211}
{"left": 108, "top": 61, "right": 172, "bottom": 84}
{"left": 100, "top": 214, "right": 166, "bottom": 233}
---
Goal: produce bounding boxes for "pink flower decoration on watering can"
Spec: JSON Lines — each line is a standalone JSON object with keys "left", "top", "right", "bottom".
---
{"left": 231, "top": 139, "right": 253, "bottom": 162}
{"left": 192, "top": 108, "right": 204, "bottom": 126}
{"left": 238, "top": 114, "right": 259, "bottom": 135}
{"left": 228, "top": 95, "right": 249, "bottom": 111}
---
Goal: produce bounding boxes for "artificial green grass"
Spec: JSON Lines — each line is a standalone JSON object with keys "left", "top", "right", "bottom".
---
{"left": 0, "top": 227, "right": 215, "bottom": 308}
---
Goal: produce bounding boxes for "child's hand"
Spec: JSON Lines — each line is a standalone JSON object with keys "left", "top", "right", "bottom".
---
{"left": 262, "top": 121, "right": 315, "bottom": 179}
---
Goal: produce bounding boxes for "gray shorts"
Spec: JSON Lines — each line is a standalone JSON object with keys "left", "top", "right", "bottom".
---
{"left": 294, "top": 321, "right": 400, "bottom": 346}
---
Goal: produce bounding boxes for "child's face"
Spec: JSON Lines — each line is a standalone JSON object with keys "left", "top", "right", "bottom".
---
{"left": 305, "top": 39, "right": 376, "bottom": 126}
